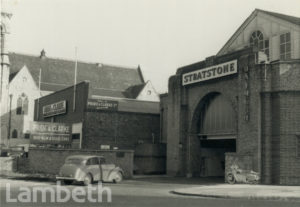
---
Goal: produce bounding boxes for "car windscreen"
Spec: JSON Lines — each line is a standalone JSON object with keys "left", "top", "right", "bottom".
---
{"left": 65, "top": 158, "right": 84, "bottom": 165}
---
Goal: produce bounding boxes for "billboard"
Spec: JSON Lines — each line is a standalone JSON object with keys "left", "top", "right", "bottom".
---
{"left": 182, "top": 59, "right": 237, "bottom": 86}
{"left": 86, "top": 99, "right": 118, "bottom": 112}
{"left": 43, "top": 100, "right": 67, "bottom": 117}
{"left": 30, "top": 122, "right": 71, "bottom": 144}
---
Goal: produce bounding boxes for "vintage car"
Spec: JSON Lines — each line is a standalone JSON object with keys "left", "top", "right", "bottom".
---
{"left": 56, "top": 155, "right": 124, "bottom": 185}
{"left": 226, "top": 164, "right": 260, "bottom": 184}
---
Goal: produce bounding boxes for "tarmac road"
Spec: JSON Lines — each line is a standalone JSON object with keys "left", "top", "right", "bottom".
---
{"left": 0, "top": 177, "right": 299, "bottom": 207}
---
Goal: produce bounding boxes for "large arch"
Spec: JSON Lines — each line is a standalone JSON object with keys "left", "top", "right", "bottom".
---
{"left": 187, "top": 91, "right": 238, "bottom": 177}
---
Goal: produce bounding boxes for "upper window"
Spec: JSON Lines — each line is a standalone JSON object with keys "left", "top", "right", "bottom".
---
{"left": 12, "top": 129, "right": 18, "bottom": 138}
{"left": 16, "top": 94, "right": 28, "bottom": 115}
{"left": 280, "top": 32, "right": 291, "bottom": 60}
{"left": 16, "top": 97, "right": 22, "bottom": 115}
{"left": 250, "top": 31, "right": 269, "bottom": 60}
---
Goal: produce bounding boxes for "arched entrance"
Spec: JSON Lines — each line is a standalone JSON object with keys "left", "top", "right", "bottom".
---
{"left": 190, "top": 92, "right": 237, "bottom": 177}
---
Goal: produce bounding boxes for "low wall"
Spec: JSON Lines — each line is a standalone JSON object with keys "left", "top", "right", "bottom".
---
{"left": 18, "top": 148, "right": 134, "bottom": 178}
{"left": 134, "top": 143, "right": 166, "bottom": 174}
{"left": 0, "top": 157, "right": 17, "bottom": 174}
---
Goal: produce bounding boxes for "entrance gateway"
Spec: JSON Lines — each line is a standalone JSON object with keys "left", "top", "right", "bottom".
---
{"left": 197, "top": 93, "right": 236, "bottom": 177}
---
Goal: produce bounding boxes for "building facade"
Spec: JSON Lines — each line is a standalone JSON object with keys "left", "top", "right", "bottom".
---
{"left": 162, "top": 9, "right": 300, "bottom": 185}
{"left": 33, "top": 81, "right": 161, "bottom": 150}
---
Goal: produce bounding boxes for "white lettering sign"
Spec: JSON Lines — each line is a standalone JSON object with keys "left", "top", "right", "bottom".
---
{"left": 182, "top": 60, "right": 237, "bottom": 86}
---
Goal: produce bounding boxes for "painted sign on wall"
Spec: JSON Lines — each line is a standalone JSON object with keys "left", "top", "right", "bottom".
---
{"left": 30, "top": 121, "right": 71, "bottom": 144}
{"left": 182, "top": 59, "right": 237, "bottom": 86}
{"left": 43, "top": 100, "right": 67, "bottom": 117}
{"left": 87, "top": 99, "right": 118, "bottom": 111}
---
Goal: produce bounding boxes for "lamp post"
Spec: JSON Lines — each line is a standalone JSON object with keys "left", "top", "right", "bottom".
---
{"left": 7, "top": 94, "right": 12, "bottom": 147}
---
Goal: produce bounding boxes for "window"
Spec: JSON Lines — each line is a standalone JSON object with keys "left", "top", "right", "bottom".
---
{"left": 250, "top": 30, "right": 269, "bottom": 60}
{"left": 23, "top": 98, "right": 28, "bottom": 115}
{"left": 280, "top": 32, "right": 291, "bottom": 60}
{"left": 99, "top": 157, "right": 106, "bottom": 164}
{"left": 24, "top": 133, "right": 30, "bottom": 139}
{"left": 12, "top": 129, "right": 18, "bottom": 138}
{"left": 16, "top": 94, "right": 29, "bottom": 115}
{"left": 86, "top": 157, "right": 99, "bottom": 165}
{"left": 16, "top": 97, "right": 22, "bottom": 115}
{"left": 72, "top": 133, "right": 80, "bottom": 140}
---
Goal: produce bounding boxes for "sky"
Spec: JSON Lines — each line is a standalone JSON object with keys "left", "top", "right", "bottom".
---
{"left": 3, "top": 0, "right": 300, "bottom": 93}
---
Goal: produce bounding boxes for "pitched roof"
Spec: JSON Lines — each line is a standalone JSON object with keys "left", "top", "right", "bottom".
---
{"left": 257, "top": 9, "right": 300, "bottom": 26}
{"left": 217, "top": 9, "right": 300, "bottom": 56}
{"left": 123, "top": 83, "right": 146, "bottom": 99}
{"left": 8, "top": 52, "right": 145, "bottom": 98}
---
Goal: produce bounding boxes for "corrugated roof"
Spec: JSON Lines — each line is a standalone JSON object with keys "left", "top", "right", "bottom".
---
{"left": 9, "top": 52, "right": 145, "bottom": 98}
{"left": 257, "top": 9, "right": 300, "bottom": 26}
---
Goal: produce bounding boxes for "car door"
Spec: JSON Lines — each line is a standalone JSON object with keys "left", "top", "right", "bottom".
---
{"left": 86, "top": 157, "right": 101, "bottom": 181}
{"left": 99, "top": 157, "right": 110, "bottom": 181}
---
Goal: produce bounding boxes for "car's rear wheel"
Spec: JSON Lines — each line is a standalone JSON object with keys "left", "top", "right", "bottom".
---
{"left": 83, "top": 173, "right": 93, "bottom": 186}
{"left": 227, "top": 173, "right": 236, "bottom": 184}
{"left": 113, "top": 172, "right": 123, "bottom": 183}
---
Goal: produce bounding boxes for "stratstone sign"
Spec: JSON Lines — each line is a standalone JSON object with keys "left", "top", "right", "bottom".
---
{"left": 30, "top": 122, "right": 71, "bottom": 144}
{"left": 182, "top": 59, "right": 237, "bottom": 86}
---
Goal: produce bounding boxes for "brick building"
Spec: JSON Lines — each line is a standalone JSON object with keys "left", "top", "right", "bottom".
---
{"left": 34, "top": 81, "right": 160, "bottom": 150}
{"left": 162, "top": 9, "right": 300, "bottom": 185}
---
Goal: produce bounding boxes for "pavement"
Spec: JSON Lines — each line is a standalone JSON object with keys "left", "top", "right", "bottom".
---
{"left": 172, "top": 183, "right": 300, "bottom": 202}
{"left": 1, "top": 173, "right": 300, "bottom": 202}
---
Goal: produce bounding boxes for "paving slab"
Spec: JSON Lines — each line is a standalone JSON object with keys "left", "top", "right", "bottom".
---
{"left": 172, "top": 184, "right": 300, "bottom": 201}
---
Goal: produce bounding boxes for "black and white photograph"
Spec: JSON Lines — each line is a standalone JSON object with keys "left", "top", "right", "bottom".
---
{"left": 0, "top": 0, "right": 300, "bottom": 206}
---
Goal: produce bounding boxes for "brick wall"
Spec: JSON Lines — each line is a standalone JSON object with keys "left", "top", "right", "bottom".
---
{"left": 164, "top": 47, "right": 300, "bottom": 185}
{"left": 82, "top": 111, "right": 160, "bottom": 150}
{"left": 18, "top": 148, "right": 134, "bottom": 178}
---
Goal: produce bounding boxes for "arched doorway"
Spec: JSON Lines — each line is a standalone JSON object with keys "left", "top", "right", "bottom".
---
{"left": 190, "top": 92, "right": 237, "bottom": 177}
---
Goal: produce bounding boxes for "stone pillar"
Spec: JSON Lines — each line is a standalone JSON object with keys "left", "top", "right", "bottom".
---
{"left": 0, "top": 2, "right": 13, "bottom": 144}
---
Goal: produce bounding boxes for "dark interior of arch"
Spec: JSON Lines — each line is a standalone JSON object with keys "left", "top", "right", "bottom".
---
{"left": 198, "top": 93, "right": 236, "bottom": 139}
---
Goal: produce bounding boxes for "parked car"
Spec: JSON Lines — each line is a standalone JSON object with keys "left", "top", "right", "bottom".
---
{"left": 56, "top": 155, "right": 124, "bottom": 185}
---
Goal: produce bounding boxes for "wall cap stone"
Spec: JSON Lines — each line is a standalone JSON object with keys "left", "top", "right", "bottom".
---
{"left": 29, "top": 148, "right": 134, "bottom": 153}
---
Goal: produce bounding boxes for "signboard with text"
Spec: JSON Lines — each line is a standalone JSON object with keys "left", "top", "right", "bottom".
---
{"left": 43, "top": 100, "right": 67, "bottom": 117}
{"left": 86, "top": 99, "right": 118, "bottom": 112}
{"left": 182, "top": 60, "right": 237, "bottom": 86}
{"left": 30, "top": 122, "right": 71, "bottom": 144}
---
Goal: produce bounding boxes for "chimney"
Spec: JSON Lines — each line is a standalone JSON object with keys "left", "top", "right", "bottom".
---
{"left": 40, "top": 49, "right": 46, "bottom": 59}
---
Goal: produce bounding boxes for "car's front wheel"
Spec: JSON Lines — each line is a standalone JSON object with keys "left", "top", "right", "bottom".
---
{"left": 227, "top": 173, "right": 236, "bottom": 184}
{"left": 83, "top": 173, "right": 93, "bottom": 186}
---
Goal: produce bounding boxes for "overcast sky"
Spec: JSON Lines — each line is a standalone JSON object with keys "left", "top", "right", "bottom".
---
{"left": 4, "top": 0, "right": 300, "bottom": 93}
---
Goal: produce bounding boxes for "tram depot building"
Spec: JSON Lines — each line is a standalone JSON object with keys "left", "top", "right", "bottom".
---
{"left": 161, "top": 9, "right": 300, "bottom": 185}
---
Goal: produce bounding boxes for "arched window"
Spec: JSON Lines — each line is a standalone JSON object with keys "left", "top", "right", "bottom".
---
{"left": 16, "top": 97, "right": 22, "bottom": 115}
{"left": 12, "top": 129, "right": 18, "bottom": 138}
{"left": 16, "top": 94, "right": 29, "bottom": 115}
{"left": 23, "top": 97, "right": 29, "bottom": 115}
{"left": 250, "top": 30, "right": 269, "bottom": 59}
